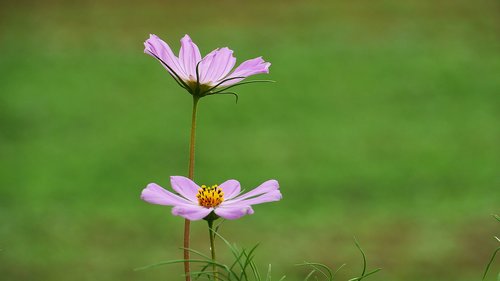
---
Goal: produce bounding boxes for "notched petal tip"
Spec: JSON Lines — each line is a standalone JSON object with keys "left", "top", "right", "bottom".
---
{"left": 272, "top": 190, "right": 283, "bottom": 201}
{"left": 263, "top": 62, "right": 271, "bottom": 73}
{"left": 265, "top": 179, "right": 279, "bottom": 188}
{"left": 219, "top": 47, "right": 234, "bottom": 53}
{"left": 145, "top": 34, "right": 160, "bottom": 44}
{"left": 181, "top": 34, "right": 192, "bottom": 41}
{"left": 143, "top": 34, "right": 160, "bottom": 54}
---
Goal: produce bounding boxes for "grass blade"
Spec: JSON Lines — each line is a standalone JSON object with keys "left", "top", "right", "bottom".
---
{"left": 482, "top": 247, "right": 500, "bottom": 280}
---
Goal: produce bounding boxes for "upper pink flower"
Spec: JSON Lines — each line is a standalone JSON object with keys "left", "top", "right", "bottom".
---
{"left": 144, "top": 34, "right": 271, "bottom": 97}
{"left": 141, "top": 176, "right": 282, "bottom": 220}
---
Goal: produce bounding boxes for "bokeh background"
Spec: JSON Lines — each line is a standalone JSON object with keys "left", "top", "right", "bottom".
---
{"left": 1, "top": 0, "right": 499, "bottom": 280}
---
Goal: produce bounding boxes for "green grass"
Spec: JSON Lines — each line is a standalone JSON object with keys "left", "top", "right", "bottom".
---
{"left": 1, "top": 0, "right": 499, "bottom": 280}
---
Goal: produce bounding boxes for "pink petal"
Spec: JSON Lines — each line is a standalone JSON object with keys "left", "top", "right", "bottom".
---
{"left": 172, "top": 205, "right": 213, "bottom": 220}
{"left": 141, "top": 183, "right": 194, "bottom": 206}
{"left": 144, "top": 34, "right": 188, "bottom": 80}
{"left": 205, "top": 47, "right": 236, "bottom": 83}
{"left": 219, "top": 57, "right": 271, "bottom": 86}
{"left": 229, "top": 190, "right": 282, "bottom": 206}
{"left": 178, "top": 34, "right": 201, "bottom": 80}
{"left": 198, "top": 48, "right": 236, "bottom": 85}
{"left": 170, "top": 176, "right": 200, "bottom": 202}
{"left": 197, "top": 49, "right": 217, "bottom": 84}
{"left": 214, "top": 205, "right": 254, "bottom": 220}
{"left": 232, "top": 180, "right": 279, "bottom": 201}
{"left": 218, "top": 179, "right": 241, "bottom": 200}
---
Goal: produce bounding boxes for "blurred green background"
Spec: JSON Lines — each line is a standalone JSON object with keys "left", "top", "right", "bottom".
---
{"left": 1, "top": 0, "right": 499, "bottom": 280}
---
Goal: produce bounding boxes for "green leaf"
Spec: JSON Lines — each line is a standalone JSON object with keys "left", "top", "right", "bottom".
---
{"left": 483, "top": 247, "right": 500, "bottom": 280}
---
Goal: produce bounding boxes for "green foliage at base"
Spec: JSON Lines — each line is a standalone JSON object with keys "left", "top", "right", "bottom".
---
{"left": 137, "top": 234, "right": 380, "bottom": 281}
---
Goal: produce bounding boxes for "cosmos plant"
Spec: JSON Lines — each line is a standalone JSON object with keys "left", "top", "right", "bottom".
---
{"left": 142, "top": 34, "right": 275, "bottom": 280}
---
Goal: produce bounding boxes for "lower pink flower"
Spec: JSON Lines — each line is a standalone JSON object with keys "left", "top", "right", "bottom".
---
{"left": 141, "top": 176, "right": 282, "bottom": 220}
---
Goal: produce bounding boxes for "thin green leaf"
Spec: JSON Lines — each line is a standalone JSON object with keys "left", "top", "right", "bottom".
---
{"left": 354, "top": 237, "right": 367, "bottom": 277}
{"left": 349, "top": 238, "right": 381, "bottom": 281}
{"left": 483, "top": 247, "right": 500, "bottom": 280}
{"left": 304, "top": 262, "right": 333, "bottom": 280}
{"left": 195, "top": 61, "right": 202, "bottom": 94}
{"left": 249, "top": 260, "right": 262, "bottom": 281}
{"left": 210, "top": 80, "right": 275, "bottom": 95}
{"left": 348, "top": 268, "right": 382, "bottom": 281}
{"left": 208, "top": 228, "right": 243, "bottom": 279}
{"left": 240, "top": 244, "right": 262, "bottom": 281}
{"left": 332, "top": 263, "right": 346, "bottom": 279}
{"left": 180, "top": 247, "right": 212, "bottom": 260}
{"left": 214, "top": 219, "right": 226, "bottom": 233}
{"left": 266, "top": 264, "right": 272, "bottom": 281}
{"left": 494, "top": 214, "right": 500, "bottom": 223}
{"left": 205, "top": 76, "right": 246, "bottom": 93}
{"left": 193, "top": 266, "right": 210, "bottom": 280}
{"left": 135, "top": 258, "right": 229, "bottom": 272}
{"left": 211, "top": 231, "right": 248, "bottom": 278}
{"left": 229, "top": 248, "right": 249, "bottom": 280}
{"left": 241, "top": 244, "right": 260, "bottom": 280}
{"left": 189, "top": 270, "right": 228, "bottom": 281}
{"left": 304, "top": 270, "right": 316, "bottom": 281}
{"left": 241, "top": 247, "right": 262, "bottom": 281}
{"left": 208, "top": 92, "right": 239, "bottom": 103}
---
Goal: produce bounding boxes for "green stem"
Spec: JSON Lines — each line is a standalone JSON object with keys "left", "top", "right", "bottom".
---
{"left": 184, "top": 96, "right": 200, "bottom": 281}
{"left": 207, "top": 219, "right": 219, "bottom": 280}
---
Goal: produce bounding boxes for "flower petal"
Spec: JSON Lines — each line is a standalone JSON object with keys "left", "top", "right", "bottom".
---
{"left": 178, "top": 34, "right": 201, "bottom": 80}
{"left": 218, "top": 179, "right": 241, "bottom": 200}
{"left": 229, "top": 190, "right": 282, "bottom": 206}
{"left": 205, "top": 47, "right": 236, "bottom": 83}
{"left": 141, "top": 183, "right": 194, "bottom": 206}
{"left": 197, "top": 49, "right": 217, "bottom": 84}
{"left": 170, "top": 176, "right": 200, "bottom": 202}
{"left": 172, "top": 205, "right": 213, "bottom": 220}
{"left": 232, "top": 179, "right": 279, "bottom": 201}
{"left": 198, "top": 48, "right": 236, "bottom": 85}
{"left": 214, "top": 205, "right": 254, "bottom": 220}
{"left": 144, "top": 34, "right": 188, "bottom": 80}
{"left": 219, "top": 57, "right": 271, "bottom": 86}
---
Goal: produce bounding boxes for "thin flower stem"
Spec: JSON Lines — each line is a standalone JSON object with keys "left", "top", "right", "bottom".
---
{"left": 189, "top": 97, "right": 199, "bottom": 179}
{"left": 207, "top": 219, "right": 219, "bottom": 281}
{"left": 184, "top": 96, "right": 200, "bottom": 281}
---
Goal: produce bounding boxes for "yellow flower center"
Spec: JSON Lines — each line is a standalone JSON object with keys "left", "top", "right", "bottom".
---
{"left": 196, "top": 184, "right": 224, "bottom": 208}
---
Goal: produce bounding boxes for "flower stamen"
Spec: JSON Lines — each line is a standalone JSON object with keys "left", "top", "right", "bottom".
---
{"left": 196, "top": 184, "right": 224, "bottom": 208}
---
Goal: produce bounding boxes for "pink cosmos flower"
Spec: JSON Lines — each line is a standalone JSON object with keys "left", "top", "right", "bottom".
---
{"left": 141, "top": 176, "right": 281, "bottom": 220}
{"left": 144, "top": 34, "right": 271, "bottom": 98}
